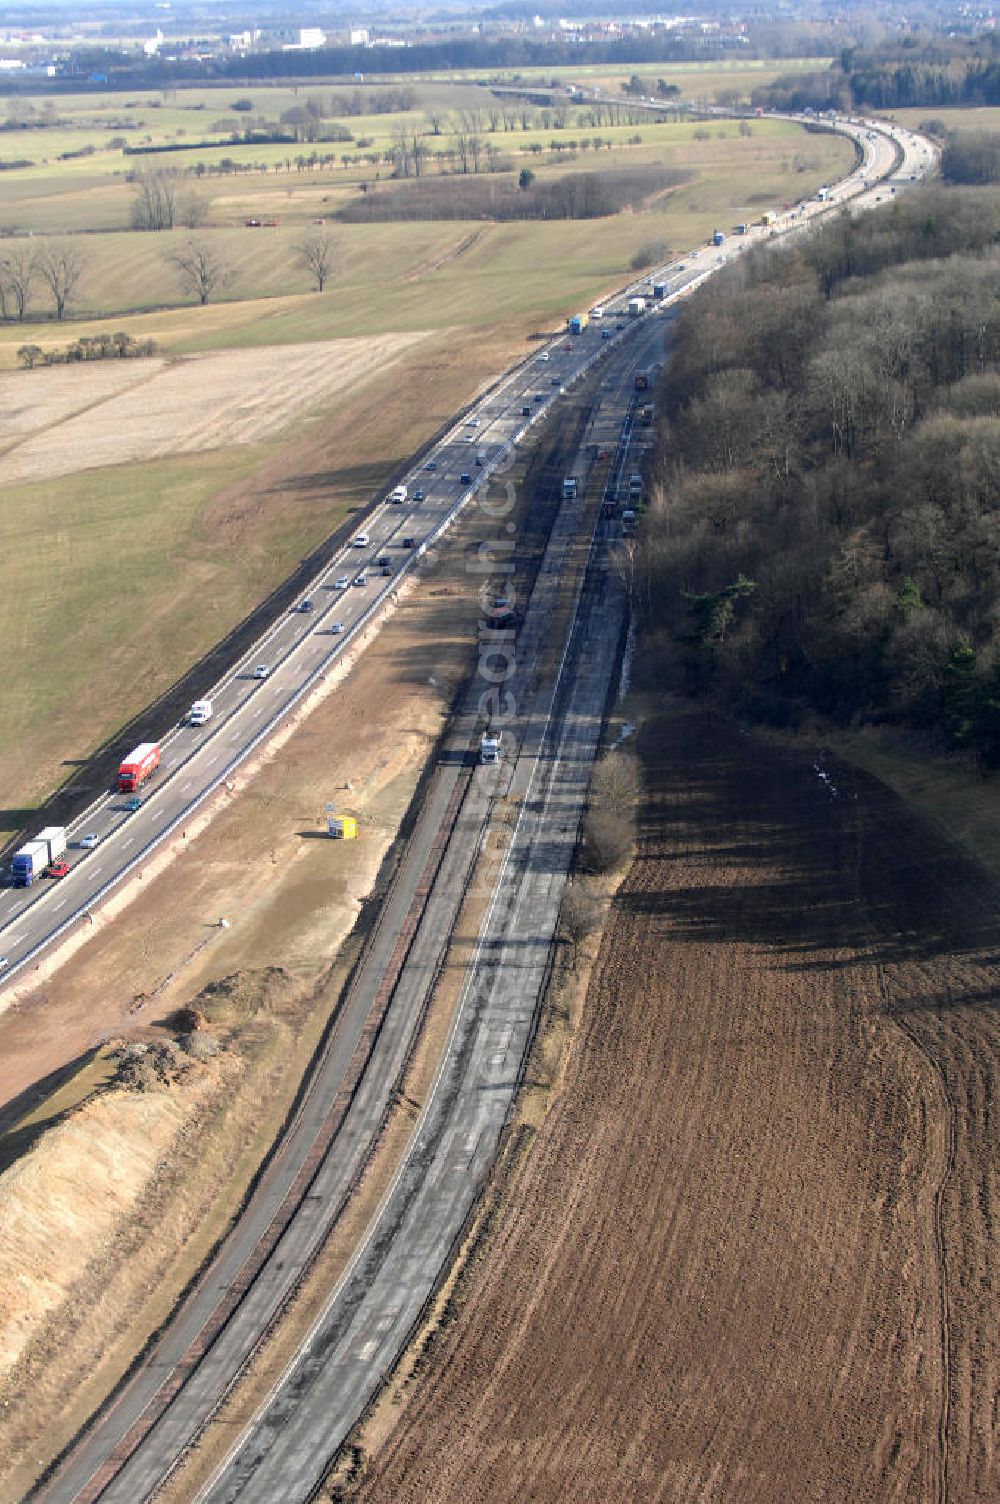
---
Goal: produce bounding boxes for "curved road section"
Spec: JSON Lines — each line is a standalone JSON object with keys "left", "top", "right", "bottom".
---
{"left": 33, "top": 115, "right": 933, "bottom": 1503}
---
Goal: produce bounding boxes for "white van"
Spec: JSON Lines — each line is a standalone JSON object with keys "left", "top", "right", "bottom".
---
{"left": 390, "top": 485, "right": 408, "bottom": 504}
{"left": 189, "top": 699, "right": 213, "bottom": 726}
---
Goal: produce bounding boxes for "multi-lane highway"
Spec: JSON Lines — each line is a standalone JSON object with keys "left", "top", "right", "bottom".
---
{"left": 23, "top": 109, "right": 935, "bottom": 1504}
{"left": 0, "top": 112, "right": 929, "bottom": 998}
{"left": 0, "top": 276, "right": 672, "bottom": 991}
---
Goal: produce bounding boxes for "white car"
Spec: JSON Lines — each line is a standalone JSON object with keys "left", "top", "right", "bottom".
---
{"left": 353, "top": 532, "right": 370, "bottom": 548}
{"left": 79, "top": 834, "right": 100, "bottom": 849}
{"left": 252, "top": 664, "right": 269, "bottom": 679}
{"left": 0, "top": 956, "right": 8, "bottom": 972}
{"left": 334, "top": 576, "right": 350, "bottom": 590}
{"left": 330, "top": 621, "right": 345, "bottom": 634}
{"left": 354, "top": 573, "right": 367, "bottom": 586}
{"left": 538, "top": 351, "right": 550, "bottom": 361}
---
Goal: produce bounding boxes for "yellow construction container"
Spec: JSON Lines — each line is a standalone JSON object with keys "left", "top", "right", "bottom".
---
{"left": 328, "top": 814, "right": 357, "bottom": 840}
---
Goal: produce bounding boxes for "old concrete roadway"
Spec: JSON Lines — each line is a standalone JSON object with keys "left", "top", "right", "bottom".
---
{"left": 38, "top": 313, "right": 664, "bottom": 1504}
{"left": 200, "top": 399, "right": 634, "bottom": 1504}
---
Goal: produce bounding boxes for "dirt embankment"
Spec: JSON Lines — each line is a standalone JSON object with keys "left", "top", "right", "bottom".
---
{"left": 346, "top": 710, "right": 999, "bottom": 1504}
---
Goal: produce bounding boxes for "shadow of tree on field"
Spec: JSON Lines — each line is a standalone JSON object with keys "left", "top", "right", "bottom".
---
{"left": 617, "top": 713, "right": 1000, "bottom": 1003}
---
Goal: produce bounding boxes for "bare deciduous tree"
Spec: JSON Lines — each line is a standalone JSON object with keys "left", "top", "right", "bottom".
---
{"left": 560, "top": 885, "right": 602, "bottom": 958}
{"left": 296, "top": 228, "right": 336, "bottom": 292}
{"left": 167, "top": 237, "right": 233, "bottom": 306}
{"left": 35, "top": 241, "right": 87, "bottom": 321}
{"left": 130, "top": 169, "right": 176, "bottom": 231}
{"left": 178, "top": 195, "right": 207, "bottom": 229}
{"left": 0, "top": 245, "right": 35, "bottom": 321}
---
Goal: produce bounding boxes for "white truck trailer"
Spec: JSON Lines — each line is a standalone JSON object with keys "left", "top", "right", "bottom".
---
{"left": 480, "top": 731, "right": 503, "bottom": 765}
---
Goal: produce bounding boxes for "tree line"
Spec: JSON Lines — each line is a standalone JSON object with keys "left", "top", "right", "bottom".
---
{"left": 336, "top": 164, "right": 688, "bottom": 223}
{"left": 755, "top": 34, "right": 1000, "bottom": 113}
{"left": 39, "top": 26, "right": 829, "bottom": 91}
{"left": 0, "top": 224, "right": 337, "bottom": 322}
{"left": 633, "top": 186, "right": 1000, "bottom": 766}
{"left": 940, "top": 132, "right": 1000, "bottom": 185}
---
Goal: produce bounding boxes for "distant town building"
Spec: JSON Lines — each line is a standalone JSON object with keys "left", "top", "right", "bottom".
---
{"left": 350, "top": 27, "right": 369, "bottom": 46}
{"left": 260, "top": 25, "right": 327, "bottom": 51}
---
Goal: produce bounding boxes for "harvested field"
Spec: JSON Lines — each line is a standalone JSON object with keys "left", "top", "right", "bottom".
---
{"left": 349, "top": 710, "right": 999, "bottom": 1504}
{"left": 0, "top": 333, "right": 430, "bottom": 485}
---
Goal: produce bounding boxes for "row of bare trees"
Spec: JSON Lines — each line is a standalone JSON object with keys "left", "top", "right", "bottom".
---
{"left": 0, "top": 228, "right": 337, "bottom": 324}
{"left": 165, "top": 229, "right": 335, "bottom": 304}
{"left": 0, "top": 243, "right": 87, "bottom": 322}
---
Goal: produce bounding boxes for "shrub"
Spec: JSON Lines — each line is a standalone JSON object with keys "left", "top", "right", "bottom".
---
{"left": 580, "top": 809, "right": 633, "bottom": 874}
{"left": 630, "top": 239, "right": 670, "bottom": 271}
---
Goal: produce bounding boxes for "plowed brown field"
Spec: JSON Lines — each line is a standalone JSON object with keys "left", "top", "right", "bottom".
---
{"left": 351, "top": 710, "right": 999, "bottom": 1504}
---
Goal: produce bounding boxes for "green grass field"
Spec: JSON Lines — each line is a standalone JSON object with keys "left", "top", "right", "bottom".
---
{"left": 0, "top": 61, "right": 829, "bottom": 221}
{"left": 891, "top": 106, "right": 1000, "bottom": 134}
{"left": 0, "top": 80, "right": 853, "bottom": 823}
{"left": 0, "top": 119, "right": 849, "bottom": 353}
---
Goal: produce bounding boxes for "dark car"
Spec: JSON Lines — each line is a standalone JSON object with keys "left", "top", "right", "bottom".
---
{"left": 402, "top": 535, "right": 416, "bottom": 548}
{"left": 413, "top": 488, "right": 426, "bottom": 501}
{"left": 376, "top": 555, "right": 391, "bottom": 567}
{"left": 300, "top": 598, "right": 314, "bottom": 612}
{"left": 123, "top": 796, "right": 143, "bottom": 813}
{"left": 521, "top": 404, "right": 531, "bottom": 416}
{"left": 425, "top": 460, "right": 438, "bottom": 471}
{"left": 533, "top": 392, "right": 545, "bottom": 404}
{"left": 460, "top": 471, "right": 472, "bottom": 484}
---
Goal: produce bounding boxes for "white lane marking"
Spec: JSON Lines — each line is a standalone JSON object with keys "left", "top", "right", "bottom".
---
{"left": 122, "top": 840, "right": 133, "bottom": 850}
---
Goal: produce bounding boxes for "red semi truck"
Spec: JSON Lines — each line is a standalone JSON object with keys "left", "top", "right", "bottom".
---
{"left": 117, "top": 742, "right": 160, "bottom": 793}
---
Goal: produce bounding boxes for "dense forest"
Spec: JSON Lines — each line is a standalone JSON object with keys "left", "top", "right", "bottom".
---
{"left": 757, "top": 35, "right": 1000, "bottom": 112}
{"left": 637, "top": 187, "right": 1000, "bottom": 763}
{"left": 941, "top": 133, "right": 1000, "bottom": 185}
